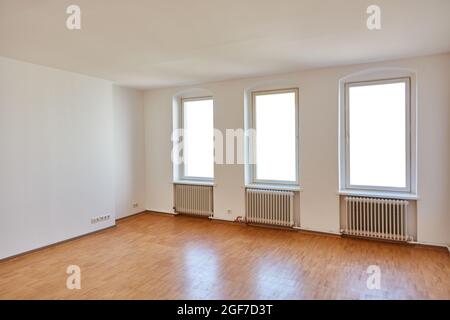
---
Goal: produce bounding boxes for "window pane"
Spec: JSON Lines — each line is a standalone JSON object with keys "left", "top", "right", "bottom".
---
{"left": 255, "top": 91, "right": 296, "bottom": 182}
{"left": 348, "top": 82, "right": 406, "bottom": 188}
{"left": 183, "top": 99, "right": 214, "bottom": 179}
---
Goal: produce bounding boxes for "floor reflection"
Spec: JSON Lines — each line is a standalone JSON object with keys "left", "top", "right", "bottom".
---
{"left": 254, "top": 256, "right": 304, "bottom": 299}
{"left": 182, "top": 242, "right": 220, "bottom": 298}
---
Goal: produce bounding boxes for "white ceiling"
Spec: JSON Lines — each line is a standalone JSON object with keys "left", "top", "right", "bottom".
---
{"left": 1, "top": 0, "right": 449, "bottom": 89}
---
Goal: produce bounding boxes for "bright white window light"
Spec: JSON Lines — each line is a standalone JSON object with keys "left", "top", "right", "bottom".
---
{"left": 254, "top": 91, "right": 297, "bottom": 182}
{"left": 183, "top": 98, "right": 214, "bottom": 179}
{"left": 348, "top": 81, "right": 407, "bottom": 189}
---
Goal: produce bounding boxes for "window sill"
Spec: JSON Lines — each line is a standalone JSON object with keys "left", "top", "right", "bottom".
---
{"left": 338, "top": 189, "right": 418, "bottom": 200}
{"left": 173, "top": 180, "right": 215, "bottom": 187}
{"left": 246, "top": 184, "right": 303, "bottom": 192}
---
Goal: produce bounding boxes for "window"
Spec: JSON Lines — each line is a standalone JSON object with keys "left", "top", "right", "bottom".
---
{"left": 181, "top": 97, "right": 214, "bottom": 180}
{"left": 251, "top": 88, "right": 299, "bottom": 185}
{"left": 344, "top": 78, "right": 411, "bottom": 192}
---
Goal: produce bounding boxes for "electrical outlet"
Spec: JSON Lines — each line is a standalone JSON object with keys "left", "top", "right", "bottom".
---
{"left": 227, "top": 209, "right": 232, "bottom": 214}
{"left": 133, "top": 203, "right": 139, "bottom": 208}
{"left": 91, "top": 214, "right": 111, "bottom": 224}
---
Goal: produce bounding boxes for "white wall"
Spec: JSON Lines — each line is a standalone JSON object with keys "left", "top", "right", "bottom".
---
{"left": 144, "top": 53, "right": 450, "bottom": 246}
{"left": 113, "top": 86, "right": 146, "bottom": 219}
{"left": 0, "top": 57, "right": 117, "bottom": 259}
{"left": 416, "top": 55, "right": 450, "bottom": 245}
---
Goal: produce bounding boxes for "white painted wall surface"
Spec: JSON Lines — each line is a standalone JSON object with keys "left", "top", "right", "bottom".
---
{"left": 415, "top": 55, "right": 450, "bottom": 245}
{"left": 0, "top": 57, "right": 115, "bottom": 259}
{"left": 144, "top": 89, "right": 175, "bottom": 213}
{"left": 113, "top": 86, "right": 146, "bottom": 219}
{"left": 144, "top": 53, "right": 450, "bottom": 245}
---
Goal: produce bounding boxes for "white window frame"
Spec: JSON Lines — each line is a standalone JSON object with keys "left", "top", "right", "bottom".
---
{"left": 343, "top": 77, "right": 412, "bottom": 193}
{"left": 180, "top": 96, "right": 214, "bottom": 182}
{"left": 249, "top": 88, "right": 300, "bottom": 186}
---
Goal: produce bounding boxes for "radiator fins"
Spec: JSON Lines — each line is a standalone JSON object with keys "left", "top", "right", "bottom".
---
{"left": 174, "top": 184, "right": 213, "bottom": 217}
{"left": 245, "top": 189, "right": 294, "bottom": 227}
{"left": 344, "top": 196, "right": 410, "bottom": 242}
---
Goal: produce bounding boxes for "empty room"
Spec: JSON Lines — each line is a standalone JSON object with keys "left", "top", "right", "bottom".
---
{"left": 0, "top": 0, "right": 449, "bottom": 306}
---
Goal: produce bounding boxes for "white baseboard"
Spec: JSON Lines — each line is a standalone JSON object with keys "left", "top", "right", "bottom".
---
{"left": 209, "top": 216, "right": 235, "bottom": 222}
{"left": 146, "top": 210, "right": 450, "bottom": 252}
{"left": 0, "top": 223, "right": 116, "bottom": 261}
{"left": 293, "top": 226, "right": 342, "bottom": 236}
{"left": 407, "top": 240, "right": 450, "bottom": 250}
{"left": 146, "top": 208, "right": 175, "bottom": 215}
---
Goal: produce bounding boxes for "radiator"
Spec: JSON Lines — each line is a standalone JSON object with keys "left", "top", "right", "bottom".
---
{"left": 343, "top": 196, "right": 410, "bottom": 241}
{"left": 245, "top": 189, "right": 294, "bottom": 227}
{"left": 174, "top": 184, "right": 213, "bottom": 217}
